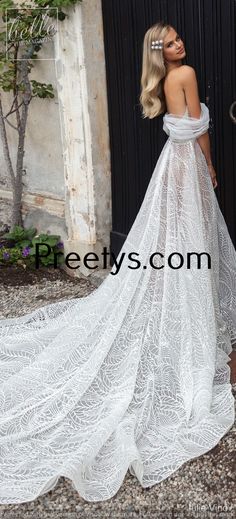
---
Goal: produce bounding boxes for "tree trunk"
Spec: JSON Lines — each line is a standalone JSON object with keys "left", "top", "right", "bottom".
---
{"left": 0, "top": 44, "right": 34, "bottom": 229}
{"left": 0, "top": 94, "right": 18, "bottom": 224}
{"left": 12, "top": 47, "right": 34, "bottom": 227}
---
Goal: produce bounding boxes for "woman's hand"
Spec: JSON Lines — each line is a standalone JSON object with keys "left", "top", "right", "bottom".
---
{"left": 207, "top": 164, "right": 218, "bottom": 189}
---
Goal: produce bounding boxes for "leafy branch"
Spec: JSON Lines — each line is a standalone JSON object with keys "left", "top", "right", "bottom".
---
{"left": 0, "top": 0, "right": 82, "bottom": 227}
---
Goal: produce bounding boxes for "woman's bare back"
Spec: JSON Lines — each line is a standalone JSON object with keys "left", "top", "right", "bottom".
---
{"left": 163, "top": 66, "right": 187, "bottom": 115}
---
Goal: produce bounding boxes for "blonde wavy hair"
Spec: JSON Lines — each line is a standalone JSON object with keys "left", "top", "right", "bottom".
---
{"left": 140, "top": 21, "right": 172, "bottom": 119}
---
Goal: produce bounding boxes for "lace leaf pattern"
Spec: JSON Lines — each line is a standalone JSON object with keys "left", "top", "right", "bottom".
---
{"left": 0, "top": 103, "right": 235, "bottom": 503}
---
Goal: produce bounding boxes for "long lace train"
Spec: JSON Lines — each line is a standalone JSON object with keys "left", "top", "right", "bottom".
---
{"left": 0, "top": 103, "right": 235, "bottom": 503}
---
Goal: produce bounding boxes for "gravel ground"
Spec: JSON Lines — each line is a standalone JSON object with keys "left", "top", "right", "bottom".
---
{"left": 0, "top": 266, "right": 235, "bottom": 519}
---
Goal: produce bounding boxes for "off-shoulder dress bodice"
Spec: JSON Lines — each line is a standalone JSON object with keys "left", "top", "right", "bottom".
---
{"left": 163, "top": 102, "right": 209, "bottom": 142}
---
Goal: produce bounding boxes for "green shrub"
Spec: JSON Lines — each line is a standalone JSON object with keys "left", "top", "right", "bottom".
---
{"left": 0, "top": 225, "right": 64, "bottom": 268}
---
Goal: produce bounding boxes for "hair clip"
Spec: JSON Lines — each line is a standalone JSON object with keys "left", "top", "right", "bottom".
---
{"left": 151, "top": 39, "right": 163, "bottom": 50}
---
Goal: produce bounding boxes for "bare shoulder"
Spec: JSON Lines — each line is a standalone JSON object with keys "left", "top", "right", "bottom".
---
{"left": 165, "top": 65, "right": 196, "bottom": 85}
{"left": 177, "top": 65, "right": 198, "bottom": 83}
{"left": 177, "top": 64, "right": 196, "bottom": 75}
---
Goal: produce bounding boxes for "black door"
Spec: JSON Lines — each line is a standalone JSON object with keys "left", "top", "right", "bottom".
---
{"left": 101, "top": 0, "right": 236, "bottom": 261}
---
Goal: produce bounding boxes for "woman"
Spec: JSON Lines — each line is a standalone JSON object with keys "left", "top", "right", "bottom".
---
{"left": 140, "top": 23, "right": 218, "bottom": 185}
{"left": 0, "top": 22, "right": 235, "bottom": 504}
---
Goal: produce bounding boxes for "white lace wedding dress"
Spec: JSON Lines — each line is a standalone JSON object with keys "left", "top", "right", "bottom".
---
{"left": 0, "top": 102, "right": 236, "bottom": 504}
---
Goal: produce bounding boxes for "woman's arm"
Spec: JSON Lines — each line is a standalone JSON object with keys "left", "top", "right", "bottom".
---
{"left": 180, "top": 65, "right": 217, "bottom": 188}
{"left": 180, "top": 65, "right": 202, "bottom": 119}
{"left": 196, "top": 132, "right": 213, "bottom": 166}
